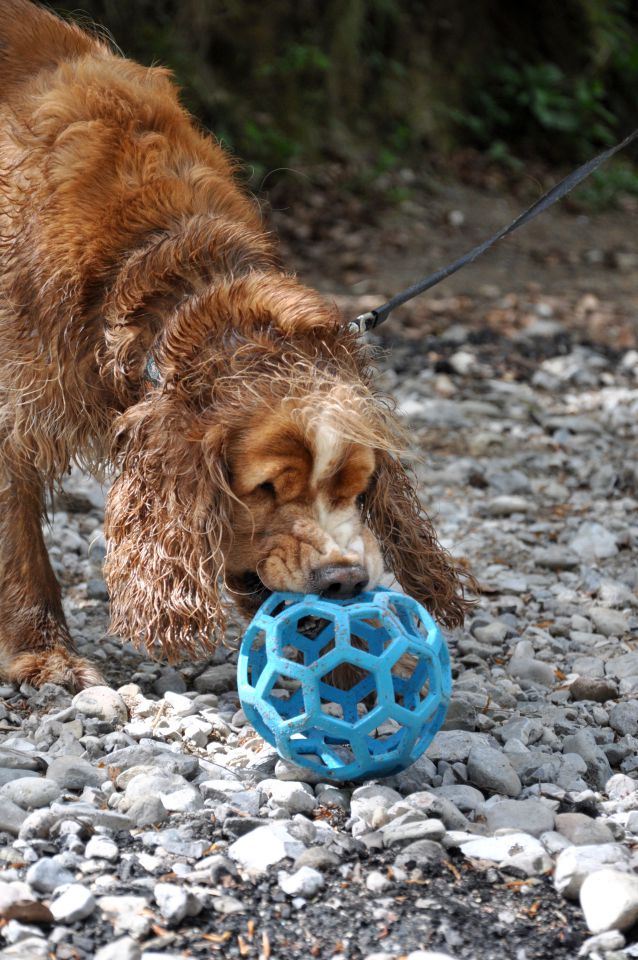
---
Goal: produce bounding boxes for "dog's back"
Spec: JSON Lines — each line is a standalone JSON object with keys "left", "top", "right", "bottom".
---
{"left": 0, "top": 0, "right": 100, "bottom": 104}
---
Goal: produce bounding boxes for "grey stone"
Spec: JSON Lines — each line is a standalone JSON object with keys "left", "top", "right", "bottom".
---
{"left": 293, "top": 847, "right": 340, "bottom": 871}
{"left": 26, "top": 857, "right": 74, "bottom": 893}
{"left": 0, "top": 779, "right": 62, "bottom": 810}
{"left": 0, "top": 769, "right": 40, "bottom": 787}
{"left": 46, "top": 757, "right": 107, "bottom": 790}
{"left": 588, "top": 607, "right": 629, "bottom": 637}
{"left": 554, "top": 813, "right": 615, "bottom": 845}
{"left": 381, "top": 818, "right": 446, "bottom": 847}
{"left": 393, "top": 840, "right": 444, "bottom": 869}
{"left": 606, "top": 652, "right": 638, "bottom": 679}
{"left": 562, "top": 730, "right": 613, "bottom": 791}
{"left": 485, "top": 799, "right": 555, "bottom": 837}
{"left": 508, "top": 656, "right": 555, "bottom": 687}
{"left": 473, "top": 621, "right": 509, "bottom": 645}
{"left": 426, "top": 730, "right": 492, "bottom": 763}
{"left": 467, "top": 744, "right": 522, "bottom": 797}
{"left": 0, "top": 798, "right": 27, "bottom": 835}
{"left": 193, "top": 663, "right": 236, "bottom": 693}
{"left": 485, "top": 495, "right": 533, "bottom": 516}
{"left": 609, "top": 701, "right": 638, "bottom": 736}
{"left": 431, "top": 785, "right": 485, "bottom": 813}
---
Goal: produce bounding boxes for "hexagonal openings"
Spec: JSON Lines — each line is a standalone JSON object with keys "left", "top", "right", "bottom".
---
{"left": 246, "top": 629, "right": 267, "bottom": 689}
{"left": 349, "top": 618, "right": 395, "bottom": 657}
{"left": 289, "top": 731, "right": 356, "bottom": 771}
{"left": 279, "top": 615, "right": 334, "bottom": 665}
{"left": 391, "top": 652, "right": 431, "bottom": 711}
{"left": 366, "top": 717, "right": 405, "bottom": 758}
{"left": 388, "top": 598, "right": 432, "bottom": 641}
{"left": 262, "top": 671, "right": 305, "bottom": 721}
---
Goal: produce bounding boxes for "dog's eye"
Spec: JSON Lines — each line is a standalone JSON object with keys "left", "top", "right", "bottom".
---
{"left": 356, "top": 491, "right": 367, "bottom": 508}
{"left": 258, "top": 481, "right": 276, "bottom": 496}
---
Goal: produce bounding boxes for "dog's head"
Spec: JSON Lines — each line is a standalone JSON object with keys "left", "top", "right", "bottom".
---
{"left": 104, "top": 274, "right": 472, "bottom": 658}
{"left": 222, "top": 396, "right": 385, "bottom": 612}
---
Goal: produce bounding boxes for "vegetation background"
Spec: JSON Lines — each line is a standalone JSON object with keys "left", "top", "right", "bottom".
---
{"left": 49, "top": 0, "right": 638, "bottom": 203}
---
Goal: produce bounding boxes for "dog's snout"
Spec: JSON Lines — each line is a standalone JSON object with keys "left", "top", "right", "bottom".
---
{"left": 311, "top": 564, "right": 369, "bottom": 600}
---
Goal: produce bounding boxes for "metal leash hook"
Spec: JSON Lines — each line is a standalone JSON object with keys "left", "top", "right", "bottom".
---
{"left": 351, "top": 126, "right": 638, "bottom": 333}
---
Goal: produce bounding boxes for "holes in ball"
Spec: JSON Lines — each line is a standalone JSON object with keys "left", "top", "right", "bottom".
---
{"left": 391, "top": 653, "right": 431, "bottom": 710}
{"left": 366, "top": 717, "right": 403, "bottom": 751}
{"left": 265, "top": 673, "right": 305, "bottom": 720}
{"left": 247, "top": 630, "right": 267, "bottom": 688}
{"left": 351, "top": 621, "right": 394, "bottom": 657}
{"left": 321, "top": 663, "right": 372, "bottom": 695}
{"left": 319, "top": 696, "right": 344, "bottom": 720}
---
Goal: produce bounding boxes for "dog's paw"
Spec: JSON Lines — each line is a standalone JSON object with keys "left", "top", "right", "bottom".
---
{"left": 8, "top": 648, "right": 105, "bottom": 692}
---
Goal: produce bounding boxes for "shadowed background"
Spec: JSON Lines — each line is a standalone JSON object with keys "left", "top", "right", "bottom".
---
{"left": 49, "top": 0, "right": 638, "bottom": 201}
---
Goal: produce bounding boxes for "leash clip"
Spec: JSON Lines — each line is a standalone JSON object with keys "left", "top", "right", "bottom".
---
{"left": 348, "top": 311, "right": 377, "bottom": 335}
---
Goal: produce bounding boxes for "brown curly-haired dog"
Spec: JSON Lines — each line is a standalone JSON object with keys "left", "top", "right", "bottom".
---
{"left": 0, "top": 0, "right": 473, "bottom": 691}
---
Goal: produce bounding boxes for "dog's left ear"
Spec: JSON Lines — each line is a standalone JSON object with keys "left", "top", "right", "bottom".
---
{"left": 104, "top": 402, "right": 231, "bottom": 660}
{"left": 361, "top": 451, "right": 475, "bottom": 628}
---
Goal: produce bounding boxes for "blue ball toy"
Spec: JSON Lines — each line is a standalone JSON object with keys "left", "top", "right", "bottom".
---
{"left": 237, "top": 587, "right": 451, "bottom": 782}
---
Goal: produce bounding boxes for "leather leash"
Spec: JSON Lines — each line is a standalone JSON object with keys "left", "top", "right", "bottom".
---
{"left": 350, "top": 127, "right": 638, "bottom": 335}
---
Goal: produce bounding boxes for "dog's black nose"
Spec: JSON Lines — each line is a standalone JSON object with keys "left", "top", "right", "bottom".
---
{"left": 311, "top": 564, "right": 369, "bottom": 600}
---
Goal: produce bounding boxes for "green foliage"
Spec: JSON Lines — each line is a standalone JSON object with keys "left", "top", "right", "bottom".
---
{"left": 452, "top": 59, "right": 618, "bottom": 161}
{"left": 49, "top": 0, "right": 638, "bottom": 204}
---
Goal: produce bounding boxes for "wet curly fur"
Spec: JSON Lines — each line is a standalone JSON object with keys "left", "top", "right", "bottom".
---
{"left": 0, "top": 0, "right": 473, "bottom": 691}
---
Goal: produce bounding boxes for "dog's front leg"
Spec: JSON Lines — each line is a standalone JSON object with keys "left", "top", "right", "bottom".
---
{"left": 0, "top": 462, "right": 104, "bottom": 691}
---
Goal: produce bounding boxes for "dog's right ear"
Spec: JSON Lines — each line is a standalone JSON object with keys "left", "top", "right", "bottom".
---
{"left": 104, "top": 401, "right": 232, "bottom": 660}
{"left": 361, "top": 451, "right": 475, "bottom": 629}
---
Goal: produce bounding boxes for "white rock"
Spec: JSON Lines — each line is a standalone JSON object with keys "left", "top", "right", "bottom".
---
{"left": 278, "top": 866, "right": 324, "bottom": 897}
{"left": 577, "top": 930, "right": 625, "bottom": 956}
{"left": 588, "top": 606, "right": 629, "bottom": 637}
{"left": 366, "top": 870, "right": 392, "bottom": 893}
{"left": 85, "top": 835, "right": 119, "bottom": 861}
{"left": 350, "top": 785, "right": 402, "bottom": 826}
{"left": 72, "top": 686, "right": 128, "bottom": 723}
{"left": 50, "top": 884, "right": 96, "bottom": 922}
{"left": 580, "top": 868, "right": 638, "bottom": 933}
{"left": 606, "top": 773, "right": 637, "bottom": 800}
{"left": 94, "top": 938, "right": 141, "bottom": 960}
{"left": 159, "top": 785, "right": 204, "bottom": 813}
{"left": 98, "top": 895, "right": 153, "bottom": 937}
{"left": 228, "top": 823, "right": 305, "bottom": 875}
{"left": 163, "top": 691, "right": 197, "bottom": 717}
{"left": 154, "top": 882, "right": 202, "bottom": 924}
{"left": 0, "top": 937, "right": 49, "bottom": 957}
{"left": 259, "top": 779, "right": 316, "bottom": 815}
{"left": 554, "top": 843, "right": 632, "bottom": 899}
{"left": 569, "top": 522, "right": 618, "bottom": 561}
{"left": 460, "top": 832, "right": 545, "bottom": 864}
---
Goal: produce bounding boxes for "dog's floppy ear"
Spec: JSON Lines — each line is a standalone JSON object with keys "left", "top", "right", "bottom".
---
{"left": 362, "top": 451, "right": 474, "bottom": 628}
{"left": 104, "top": 400, "right": 231, "bottom": 660}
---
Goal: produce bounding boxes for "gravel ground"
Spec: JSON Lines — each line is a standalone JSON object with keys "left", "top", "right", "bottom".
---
{"left": 1, "top": 286, "right": 638, "bottom": 960}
